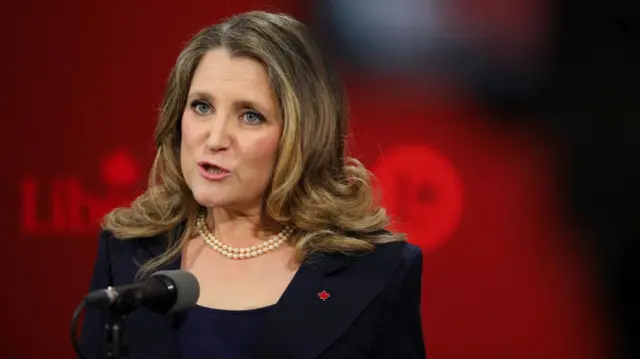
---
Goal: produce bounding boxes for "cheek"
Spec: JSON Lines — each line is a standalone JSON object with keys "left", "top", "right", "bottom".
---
{"left": 180, "top": 117, "right": 200, "bottom": 152}
{"left": 179, "top": 118, "right": 197, "bottom": 169}
{"left": 243, "top": 132, "right": 281, "bottom": 171}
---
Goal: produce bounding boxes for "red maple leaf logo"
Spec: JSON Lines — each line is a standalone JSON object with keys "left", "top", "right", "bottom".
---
{"left": 318, "top": 290, "right": 331, "bottom": 301}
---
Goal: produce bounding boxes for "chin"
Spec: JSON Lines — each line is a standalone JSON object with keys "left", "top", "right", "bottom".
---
{"left": 192, "top": 189, "right": 233, "bottom": 209}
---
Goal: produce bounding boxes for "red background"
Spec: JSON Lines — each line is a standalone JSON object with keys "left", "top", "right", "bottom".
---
{"left": 1, "top": 1, "right": 611, "bottom": 358}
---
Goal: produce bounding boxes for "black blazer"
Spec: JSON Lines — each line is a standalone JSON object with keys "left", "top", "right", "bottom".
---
{"left": 79, "top": 228, "right": 427, "bottom": 359}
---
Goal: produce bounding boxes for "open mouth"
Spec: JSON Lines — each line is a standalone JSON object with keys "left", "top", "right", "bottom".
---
{"left": 200, "top": 163, "right": 229, "bottom": 174}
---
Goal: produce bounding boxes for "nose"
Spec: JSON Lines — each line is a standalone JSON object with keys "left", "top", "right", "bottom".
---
{"left": 205, "top": 114, "right": 233, "bottom": 152}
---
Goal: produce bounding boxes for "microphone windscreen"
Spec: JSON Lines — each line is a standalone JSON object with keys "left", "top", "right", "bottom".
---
{"left": 152, "top": 270, "right": 200, "bottom": 313}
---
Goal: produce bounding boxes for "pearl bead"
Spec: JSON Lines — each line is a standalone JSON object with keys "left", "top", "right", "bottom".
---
{"left": 197, "top": 211, "right": 293, "bottom": 260}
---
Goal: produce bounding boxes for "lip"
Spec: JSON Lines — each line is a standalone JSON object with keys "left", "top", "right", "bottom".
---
{"left": 197, "top": 160, "right": 232, "bottom": 181}
{"left": 197, "top": 160, "right": 230, "bottom": 172}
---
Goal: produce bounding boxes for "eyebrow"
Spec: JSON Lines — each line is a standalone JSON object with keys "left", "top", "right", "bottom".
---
{"left": 187, "top": 91, "right": 272, "bottom": 116}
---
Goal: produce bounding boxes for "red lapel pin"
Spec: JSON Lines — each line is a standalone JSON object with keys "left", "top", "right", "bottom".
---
{"left": 318, "top": 290, "right": 331, "bottom": 301}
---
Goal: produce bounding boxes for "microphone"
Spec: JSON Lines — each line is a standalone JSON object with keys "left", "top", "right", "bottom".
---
{"left": 83, "top": 270, "right": 200, "bottom": 315}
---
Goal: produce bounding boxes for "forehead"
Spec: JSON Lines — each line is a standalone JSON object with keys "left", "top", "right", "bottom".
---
{"left": 189, "top": 48, "right": 277, "bottom": 108}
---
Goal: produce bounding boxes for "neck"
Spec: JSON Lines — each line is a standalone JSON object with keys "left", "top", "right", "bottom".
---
{"left": 205, "top": 206, "right": 283, "bottom": 247}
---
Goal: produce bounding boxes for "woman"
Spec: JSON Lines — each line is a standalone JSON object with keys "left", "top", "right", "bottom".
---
{"left": 79, "top": 10, "right": 426, "bottom": 359}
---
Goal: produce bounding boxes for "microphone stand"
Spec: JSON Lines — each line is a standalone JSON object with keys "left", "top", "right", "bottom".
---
{"left": 102, "top": 309, "right": 129, "bottom": 359}
{"left": 101, "top": 288, "right": 141, "bottom": 359}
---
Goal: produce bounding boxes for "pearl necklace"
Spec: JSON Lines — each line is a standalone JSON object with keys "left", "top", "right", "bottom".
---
{"left": 196, "top": 211, "right": 294, "bottom": 260}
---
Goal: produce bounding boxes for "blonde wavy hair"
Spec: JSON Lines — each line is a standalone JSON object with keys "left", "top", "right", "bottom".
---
{"left": 103, "top": 11, "right": 405, "bottom": 276}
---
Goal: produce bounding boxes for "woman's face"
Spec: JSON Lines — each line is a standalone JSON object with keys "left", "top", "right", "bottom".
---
{"left": 180, "top": 48, "right": 282, "bottom": 214}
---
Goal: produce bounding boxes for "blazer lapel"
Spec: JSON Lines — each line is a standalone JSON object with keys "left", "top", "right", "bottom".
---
{"left": 253, "top": 246, "right": 403, "bottom": 359}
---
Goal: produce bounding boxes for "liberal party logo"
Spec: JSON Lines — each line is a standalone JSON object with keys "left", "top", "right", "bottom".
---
{"left": 20, "top": 149, "right": 143, "bottom": 236}
{"left": 374, "top": 145, "right": 464, "bottom": 251}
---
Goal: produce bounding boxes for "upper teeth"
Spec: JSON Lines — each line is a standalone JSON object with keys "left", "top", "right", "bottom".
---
{"left": 207, "top": 167, "right": 223, "bottom": 173}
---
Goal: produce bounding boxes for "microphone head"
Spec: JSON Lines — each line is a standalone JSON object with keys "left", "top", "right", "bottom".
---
{"left": 151, "top": 270, "right": 200, "bottom": 314}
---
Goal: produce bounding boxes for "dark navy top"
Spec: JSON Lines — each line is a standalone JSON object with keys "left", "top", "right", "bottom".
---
{"left": 178, "top": 304, "right": 274, "bottom": 359}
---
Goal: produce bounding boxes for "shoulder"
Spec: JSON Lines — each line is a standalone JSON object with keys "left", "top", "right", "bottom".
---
{"left": 345, "top": 228, "right": 422, "bottom": 275}
{"left": 373, "top": 240, "right": 422, "bottom": 264}
{"left": 355, "top": 242, "right": 424, "bottom": 326}
{"left": 94, "top": 228, "right": 173, "bottom": 278}
{"left": 353, "top": 240, "right": 422, "bottom": 273}
{"left": 376, "top": 241, "right": 423, "bottom": 297}
{"left": 366, "top": 241, "right": 423, "bottom": 286}
{"left": 95, "top": 228, "right": 146, "bottom": 257}
{"left": 96, "top": 227, "right": 175, "bottom": 253}
{"left": 325, "top": 240, "right": 423, "bottom": 290}
{"left": 93, "top": 229, "right": 141, "bottom": 273}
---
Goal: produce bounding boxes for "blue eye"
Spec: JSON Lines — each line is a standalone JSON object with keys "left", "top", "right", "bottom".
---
{"left": 190, "top": 100, "right": 212, "bottom": 115}
{"left": 242, "top": 111, "right": 265, "bottom": 125}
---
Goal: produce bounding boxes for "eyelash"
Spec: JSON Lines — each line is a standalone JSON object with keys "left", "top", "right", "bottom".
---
{"left": 189, "top": 100, "right": 266, "bottom": 125}
{"left": 190, "top": 100, "right": 211, "bottom": 115}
